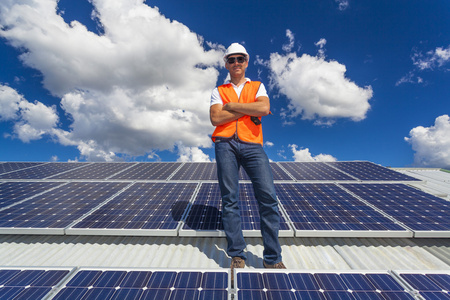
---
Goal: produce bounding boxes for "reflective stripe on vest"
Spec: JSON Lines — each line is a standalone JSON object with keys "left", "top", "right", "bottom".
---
{"left": 211, "top": 81, "right": 263, "bottom": 145}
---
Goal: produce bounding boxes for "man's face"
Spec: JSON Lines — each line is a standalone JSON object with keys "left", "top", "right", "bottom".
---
{"left": 225, "top": 55, "right": 248, "bottom": 76}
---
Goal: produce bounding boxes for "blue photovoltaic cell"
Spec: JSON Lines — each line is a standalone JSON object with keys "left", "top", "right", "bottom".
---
{"left": 279, "top": 162, "right": 355, "bottom": 181}
{"left": 0, "top": 181, "right": 63, "bottom": 209}
{"left": 170, "top": 162, "right": 217, "bottom": 180}
{"left": 328, "top": 161, "right": 419, "bottom": 181}
{"left": 274, "top": 183, "right": 406, "bottom": 234}
{"left": 0, "top": 162, "right": 87, "bottom": 179}
{"left": 48, "top": 162, "right": 136, "bottom": 179}
{"left": 0, "top": 268, "right": 70, "bottom": 300}
{"left": 167, "top": 162, "right": 288, "bottom": 181}
{"left": 110, "top": 162, "right": 182, "bottom": 180}
{"left": 72, "top": 182, "right": 197, "bottom": 231}
{"left": 0, "top": 162, "right": 44, "bottom": 174}
{"left": 270, "top": 163, "right": 293, "bottom": 181}
{"left": 343, "top": 183, "right": 450, "bottom": 234}
{"left": 183, "top": 182, "right": 290, "bottom": 234}
{"left": 54, "top": 269, "right": 228, "bottom": 300}
{"left": 0, "top": 182, "right": 129, "bottom": 230}
{"left": 399, "top": 273, "right": 450, "bottom": 299}
{"left": 182, "top": 182, "right": 223, "bottom": 231}
{"left": 236, "top": 271, "right": 414, "bottom": 300}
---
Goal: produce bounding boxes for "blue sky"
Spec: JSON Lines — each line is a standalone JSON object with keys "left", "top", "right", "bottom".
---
{"left": 0, "top": 0, "right": 449, "bottom": 168}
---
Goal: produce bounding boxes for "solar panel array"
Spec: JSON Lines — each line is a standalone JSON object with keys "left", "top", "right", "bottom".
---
{"left": 1, "top": 161, "right": 448, "bottom": 238}
{"left": 1, "top": 267, "right": 447, "bottom": 299}
{"left": 234, "top": 269, "right": 450, "bottom": 300}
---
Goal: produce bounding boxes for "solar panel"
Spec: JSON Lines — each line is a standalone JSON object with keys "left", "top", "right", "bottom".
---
{"left": 0, "top": 162, "right": 87, "bottom": 179}
{"left": 170, "top": 162, "right": 217, "bottom": 180}
{"left": 235, "top": 270, "right": 416, "bottom": 300}
{"left": 342, "top": 183, "right": 450, "bottom": 237}
{"left": 328, "top": 161, "right": 420, "bottom": 181}
{"left": 270, "top": 163, "right": 294, "bottom": 181}
{"left": 52, "top": 268, "right": 229, "bottom": 300}
{"left": 110, "top": 162, "right": 182, "bottom": 180}
{"left": 0, "top": 182, "right": 130, "bottom": 235}
{"left": 180, "top": 182, "right": 223, "bottom": 235}
{"left": 279, "top": 162, "right": 355, "bottom": 181}
{"left": 0, "top": 181, "right": 64, "bottom": 209}
{"left": 180, "top": 182, "right": 293, "bottom": 237}
{"left": 48, "top": 162, "right": 136, "bottom": 179}
{"left": 275, "top": 183, "right": 411, "bottom": 237}
{"left": 67, "top": 182, "right": 198, "bottom": 236}
{"left": 0, "top": 267, "right": 72, "bottom": 300}
{"left": 0, "top": 162, "right": 45, "bottom": 174}
{"left": 393, "top": 271, "right": 450, "bottom": 300}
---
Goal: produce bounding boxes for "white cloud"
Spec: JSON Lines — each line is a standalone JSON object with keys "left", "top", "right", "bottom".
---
{"left": 176, "top": 143, "right": 211, "bottom": 162}
{"left": 265, "top": 141, "right": 274, "bottom": 147}
{"left": 405, "top": 115, "right": 450, "bottom": 168}
{"left": 335, "top": 0, "right": 349, "bottom": 11}
{"left": 0, "top": 84, "right": 59, "bottom": 142}
{"left": 265, "top": 31, "right": 372, "bottom": 126}
{"left": 0, "top": 0, "right": 223, "bottom": 161}
{"left": 413, "top": 45, "right": 450, "bottom": 70}
{"left": 282, "top": 29, "right": 295, "bottom": 53}
{"left": 315, "top": 38, "right": 327, "bottom": 58}
{"left": 397, "top": 45, "right": 450, "bottom": 85}
{"left": 267, "top": 51, "right": 372, "bottom": 125}
{"left": 0, "top": 85, "right": 21, "bottom": 121}
{"left": 290, "top": 145, "right": 337, "bottom": 162}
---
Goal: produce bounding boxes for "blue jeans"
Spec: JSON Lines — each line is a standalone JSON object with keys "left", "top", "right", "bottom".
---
{"left": 215, "top": 137, "right": 282, "bottom": 265}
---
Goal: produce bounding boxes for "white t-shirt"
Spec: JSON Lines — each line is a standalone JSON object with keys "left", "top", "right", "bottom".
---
{"left": 210, "top": 78, "right": 268, "bottom": 107}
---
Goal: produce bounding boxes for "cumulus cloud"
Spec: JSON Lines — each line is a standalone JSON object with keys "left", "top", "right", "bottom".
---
{"left": 397, "top": 45, "right": 450, "bottom": 85}
{"left": 290, "top": 145, "right": 337, "bottom": 162}
{"left": 266, "top": 31, "right": 373, "bottom": 125}
{"left": 0, "top": 85, "right": 59, "bottom": 142}
{"left": 405, "top": 115, "right": 450, "bottom": 168}
{"left": 176, "top": 143, "right": 211, "bottom": 162}
{"left": 0, "top": 0, "right": 223, "bottom": 161}
{"left": 0, "top": 85, "right": 21, "bottom": 121}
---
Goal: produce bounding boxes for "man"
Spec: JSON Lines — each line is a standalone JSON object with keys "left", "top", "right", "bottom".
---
{"left": 210, "top": 43, "right": 285, "bottom": 273}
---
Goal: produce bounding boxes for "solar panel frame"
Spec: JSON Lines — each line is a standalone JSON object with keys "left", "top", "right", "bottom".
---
{"left": 342, "top": 183, "right": 450, "bottom": 238}
{"left": 0, "top": 266, "right": 75, "bottom": 300}
{"left": 279, "top": 162, "right": 356, "bottom": 181}
{"left": 0, "top": 181, "right": 66, "bottom": 210}
{"left": 109, "top": 162, "right": 183, "bottom": 180}
{"left": 169, "top": 162, "right": 218, "bottom": 181}
{"left": 270, "top": 162, "right": 295, "bottom": 181}
{"left": 0, "top": 162, "right": 45, "bottom": 175}
{"left": 234, "top": 269, "right": 418, "bottom": 300}
{"left": 327, "top": 161, "right": 421, "bottom": 182}
{"left": 51, "top": 267, "right": 230, "bottom": 300}
{"left": 392, "top": 270, "right": 450, "bottom": 300}
{"left": 179, "top": 182, "right": 294, "bottom": 237}
{"left": 0, "top": 182, "right": 131, "bottom": 235}
{"left": 0, "top": 162, "right": 88, "bottom": 180}
{"left": 47, "top": 162, "right": 137, "bottom": 180}
{"left": 66, "top": 182, "right": 199, "bottom": 236}
{"left": 275, "top": 183, "right": 412, "bottom": 238}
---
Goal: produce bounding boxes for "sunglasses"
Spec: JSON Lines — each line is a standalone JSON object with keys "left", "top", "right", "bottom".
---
{"left": 226, "top": 56, "right": 247, "bottom": 64}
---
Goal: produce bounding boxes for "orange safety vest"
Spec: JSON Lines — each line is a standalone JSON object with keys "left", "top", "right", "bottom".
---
{"left": 212, "top": 81, "right": 263, "bottom": 145}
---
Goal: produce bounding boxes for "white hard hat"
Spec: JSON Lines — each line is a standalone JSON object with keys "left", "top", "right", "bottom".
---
{"left": 223, "top": 43, "right": 250, "bottom": 63}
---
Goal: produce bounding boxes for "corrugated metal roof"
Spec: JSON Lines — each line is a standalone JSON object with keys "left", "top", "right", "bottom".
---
{"left": 1, "top": 235, "right": 448, "bottom": 271}
{"left": 394, "top": 168, "right": 450, "bottom": 199}
{"left": 0, "top": 168, "right": 449, "bottom": 274}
